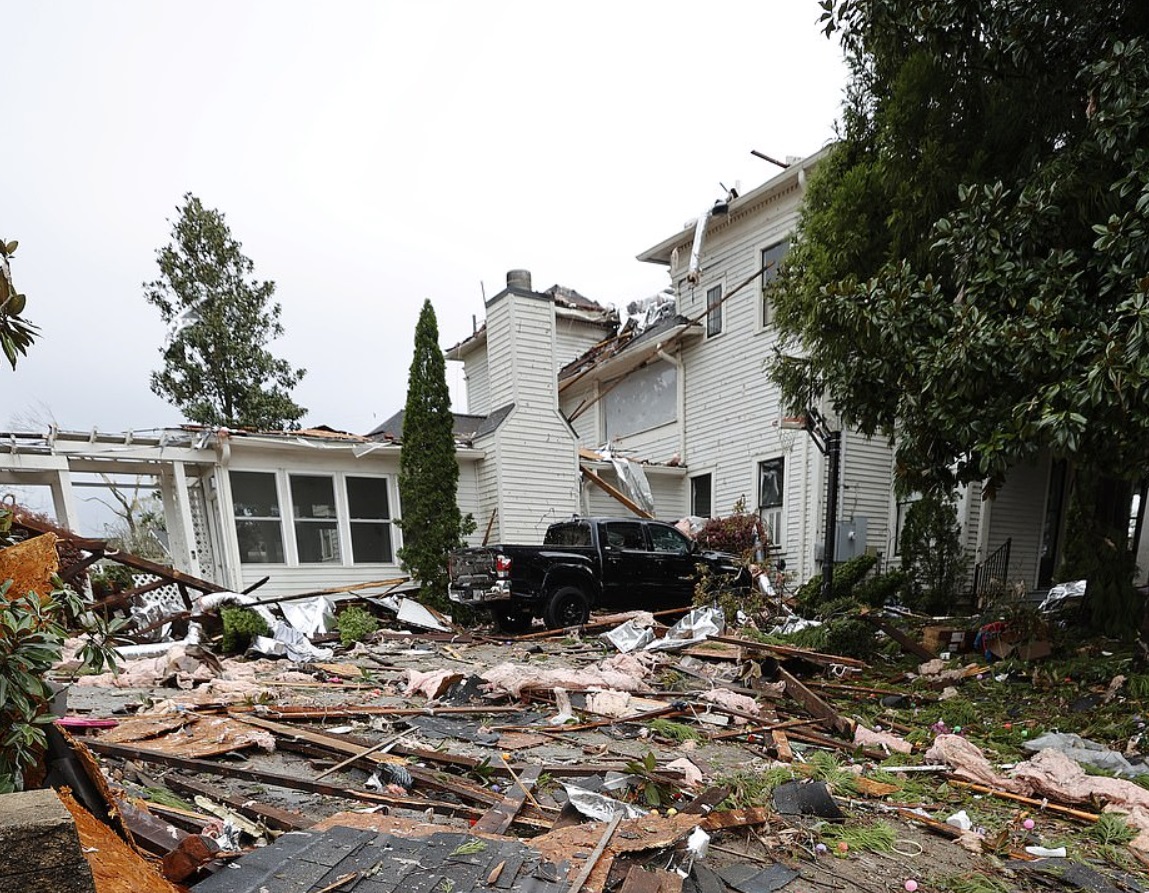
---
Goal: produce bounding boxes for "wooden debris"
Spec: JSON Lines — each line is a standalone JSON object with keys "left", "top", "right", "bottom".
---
{"left": 57, "top": 788, "right": 185, "bottom": 893}
{"left": 565, "top": 812, "right": 623, "bottom": 893}
{"left": 860, "top": 612, "right": 936, "bottom": 661}
{"left": 0, "top": 531, "right": 59, "bottom": 604}
{"left": 618, "top": 865, "right": 683, "bottom": 893}
{"left": 162, "top": 774, "right": 313, "bottom": 831}
{"left": 948, "top": 780, "right": 1102, "bottom": 823}
{"left": 777, "top": 667, "right": 854, "bottom": 736}
{"left": 771, "top": 729, "right": 793, "bottom": 762}
{"left": 473, "top": 766, "right": 541, "bottom": 835}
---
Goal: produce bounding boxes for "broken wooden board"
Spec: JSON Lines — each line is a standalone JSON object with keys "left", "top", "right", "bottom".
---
{"left": 472, "top": 765, "right": 541, "bottom": 835}
{"left": 162, "top": 774, "right": 313, "bottom": 832}
{"left": 860, "top": 612, "right": 936, "bottom": 661}
{"left": 58, "top": 787, "right": 185, "bottom": 893}
{"left": 98, "top": 715, "right": 275, "bottom": 759}
{"left": 777, "top": 667, "right": 854, "bottom": 737}
{"left": 0, "top": 531, "right": 59, "bottom": 604}
{"left": 618, "top": 865, "right": 684, "bottom": 893}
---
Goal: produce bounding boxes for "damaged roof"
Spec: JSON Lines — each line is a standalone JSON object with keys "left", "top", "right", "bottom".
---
{"left": 368, "top": 404, "right": 513, "bottom": 446}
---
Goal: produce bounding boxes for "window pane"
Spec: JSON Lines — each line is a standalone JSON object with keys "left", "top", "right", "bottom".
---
{"left": 603, "top": 360, "right": 677, "bottom": 440}
{"left": 650, "top": 525, "right": 689, "bottom": 554}
{"left": 348, "top": 476, "right": 390, "bottom": 519}
{"left": 231, "top": 471, "right": 280, "bottom": 517}
{"left": 295, "top": 521, "right": 341, "bottom": 563}
{"left": 691, "top": 474, "right": 712, "bottom": 518}
{"left": 761, "top": 240, "right": 789, "bottom": 325}
{"left": 236, "top": 520, "right": 285, "bottom": 563}
{"left": 706, "top": 284, "right": 723, "bottom": 336}
{"left": 544, "top": 522, "right": 592, "bottom": 546}
{"left": 604, "top": 521, "right": 645, "bottom": 549}
{"left": 351, "top": 521, "right": 392, "bottom": 563}
{"left": 231, "top": 471, "right": 284, "bottom": 564}
{"left": 290, "top": 475, "right": 337, "bottom": 519}
{"left": 759, "top": 458, "right": 784, "bottom": 509}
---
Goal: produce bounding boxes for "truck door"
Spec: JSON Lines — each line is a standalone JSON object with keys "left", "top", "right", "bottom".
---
{"left": 647, "top": 523, "right": 697, "bottom": 604}
{"left": 599, "top": 520, "right": 650, "bottom": 606}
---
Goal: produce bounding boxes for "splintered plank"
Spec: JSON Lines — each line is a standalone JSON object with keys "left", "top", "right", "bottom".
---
{"left": 85, "top": 740, "right": 483, "bottom": 819}
{"left": 473, "top": 765, "right": 542, "bottom": 835}
{"left": 860, "top": 612, "right": 937, "bottom": 661}
{"left": 619, "top": 865, "right": 683, "bottom": 893}
{"left": 777, "top": 667, "right": 854, "bottom": 736}
{"left": 163, "top": 774, "right": 313, "bottom": 831}
{"left": 771, "top": 729, "right": 793, "bottom": 762}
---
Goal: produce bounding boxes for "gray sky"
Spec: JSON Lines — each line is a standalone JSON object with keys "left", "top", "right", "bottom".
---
{"left": 4, "top": 2, "right": 846, "bottom": 436}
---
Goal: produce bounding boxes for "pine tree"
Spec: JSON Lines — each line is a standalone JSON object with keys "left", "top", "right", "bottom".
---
{"left": 145, "top": 194, "right": 306, "bottom": 429}
{"left": 397, "top": 300, "right": 474, "bottom": 609}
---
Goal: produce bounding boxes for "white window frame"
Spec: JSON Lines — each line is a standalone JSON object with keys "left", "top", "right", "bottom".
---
{"left": 758, "top": 456, "right": 785, "bottom": 550}
{"left": 759, "top": 239, "right": 790, "bottom": 329}
{"left": 231, "top": 469, "right": 396, "bottom": 567}
{"left": 706, "top": 280, "right": 724, "bottom": 338}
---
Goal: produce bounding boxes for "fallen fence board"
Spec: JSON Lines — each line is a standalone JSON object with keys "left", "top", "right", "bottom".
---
{"left": 162, "top": 774, "right": 313, "bottom": 832}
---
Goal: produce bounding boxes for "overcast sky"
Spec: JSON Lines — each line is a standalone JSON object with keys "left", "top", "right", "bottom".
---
{"left": 4, "top": 2, "right": 846, "bottom": 436}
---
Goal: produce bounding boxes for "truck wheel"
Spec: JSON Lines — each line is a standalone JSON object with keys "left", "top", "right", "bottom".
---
{"left": 493, "top": 609, "right": 533, "bottom": 635}
{"left": 544, "top": 586, "right": 589, "bottom": 629}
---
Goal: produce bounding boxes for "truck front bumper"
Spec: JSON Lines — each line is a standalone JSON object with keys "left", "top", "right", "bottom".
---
{"left": 448, "top": 580, "right": 512, "bottom": 606}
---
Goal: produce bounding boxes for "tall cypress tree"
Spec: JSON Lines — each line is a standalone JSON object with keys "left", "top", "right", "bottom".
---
{"left": 397, "top": 300, "right": 473, "bottom": 609}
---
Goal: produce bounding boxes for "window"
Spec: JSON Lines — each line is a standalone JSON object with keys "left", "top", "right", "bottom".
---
{"left": 691, "top": 474, "right": 713, "bottom": 518}
{"left": 706, "top": 284, "right": 723, "bottom": 336}
{"left": 347, "top": 476, "right": 393, "bottom": 563}
{"left": 290, "top": 475, "right": 341, "bottom": 564}
{"left": 603, "top": 360, "right": 677, "bottom": 440}
{"left": 545, "top": 521, "right": 592, "bottom": 547}
{"left": 603, "top": 521, "right": 645, "bottom": 549}
{"left": 760, "top": 240, "right": 789, "bottom": 326}
{"left": 650, "top": 524, "right": 690, "bottom": 554}
{"left": 758, "top": 457, "right": 785, "bottom": 548}
{"left": 231, "top": 471, "right": 285, "bottom": 563}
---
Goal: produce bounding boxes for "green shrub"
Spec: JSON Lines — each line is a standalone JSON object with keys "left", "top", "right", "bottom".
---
{"left": 336, "top": 605, "right": 379, "bottom": 646}
{"left": 899, "top": 491, "right": 969, "bottom": 614}
{"left": 796, "top": 553, "right": 879, "bottom": 615}
{"left": 696, "top": 509, "right": 764, "bottom": 558}
{"left": 853, "top": 569, "right": 909, "bottom": 607}
{"left": 823, "top": 617, "right": 878, "bottom": 659}
{"left": 220, "top": 605, "right": 270, "bottom": 654}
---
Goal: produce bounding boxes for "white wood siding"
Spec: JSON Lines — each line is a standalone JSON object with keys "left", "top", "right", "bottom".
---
{"left": 464, "top": 346, "right": 491, "bottom": 415}
{"left": 555, "top": 317, "right": 611, "bottom": 372}
{"left": 986, "top": 455, "right": 1050, "bottom": 589}
{"left": 580, "top": 467, "right": 686, "bottom": 519}
{"left": 840, "top": 430, "right": 896, "bottom": 564}
{"left": 491, "top": 414, "right": 579, "bottom": 541}
{"left": 485, "top": 298, "right": 515, "bottom": 410}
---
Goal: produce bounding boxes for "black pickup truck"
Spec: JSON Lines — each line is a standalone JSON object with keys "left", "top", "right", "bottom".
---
{"left": 448, "top": 516, "right": 749, "bottom": 632}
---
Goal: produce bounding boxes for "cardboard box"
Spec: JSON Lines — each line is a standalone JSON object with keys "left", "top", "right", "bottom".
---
{"left": 986, "top": 638, "right": 1052, "bottom": 661}
{"left": 922, "top": 625, "right": 968, "bottom": 654}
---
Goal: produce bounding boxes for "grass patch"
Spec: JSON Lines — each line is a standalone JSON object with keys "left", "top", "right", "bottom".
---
{"left": 933, "top": 873, "right": 1012, "bottom": 893}
{"left": 714, "top": 767, "right": 794, "bottom": 808}
{"left": 647, "top": 718, "right": 703, "bottom": 742}
{"left": 1088, "top": 812, "right": 1136, "bottom": 846}
{"left": 817, "top": 820, "right": 896, "bottom": 854}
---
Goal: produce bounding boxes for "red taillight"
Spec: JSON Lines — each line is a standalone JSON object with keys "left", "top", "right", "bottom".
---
{"left": 495, "top": 554, "right": 512, "bottom": 577}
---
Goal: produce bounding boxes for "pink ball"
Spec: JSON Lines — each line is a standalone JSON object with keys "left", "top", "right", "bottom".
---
{"left": 904, "top": 881, "right": 918, "bottom": 892}
{"left": 1023, "top": 818, "right": 1036, "bottom": 830}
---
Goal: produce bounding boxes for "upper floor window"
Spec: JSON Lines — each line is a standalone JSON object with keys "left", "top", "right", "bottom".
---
{"left": 760, "top": 240, "right": 790, "bottom": 327}
{"left": 706, "top": 284, "right": 723, "bottom": 337}
{"left": 603, "top": 359, "right": 677, "bottom": 440}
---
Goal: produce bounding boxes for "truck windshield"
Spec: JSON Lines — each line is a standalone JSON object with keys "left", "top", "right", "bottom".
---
{"left": 545, "top": 522, "right": 592, "bottom": 546}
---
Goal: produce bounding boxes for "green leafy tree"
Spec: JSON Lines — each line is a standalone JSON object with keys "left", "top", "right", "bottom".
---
{"left": 397, "top": 300, "right": 474, "bottom": 610}
{"left": 145, "top": 194, "right": 306, "bottom": 429}
{"left": 0, "top": 238, "right": 38, "bottom": 369}
{"left": 771, "top": 0, "right": 1149, "bottom": 631}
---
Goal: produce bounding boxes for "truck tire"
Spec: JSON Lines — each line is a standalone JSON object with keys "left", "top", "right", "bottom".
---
{"left": 544, "top": 586, "right": 590, "bottom": 629}
{"left": 493, "top": 608, "right": 533, "bottom": 635}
